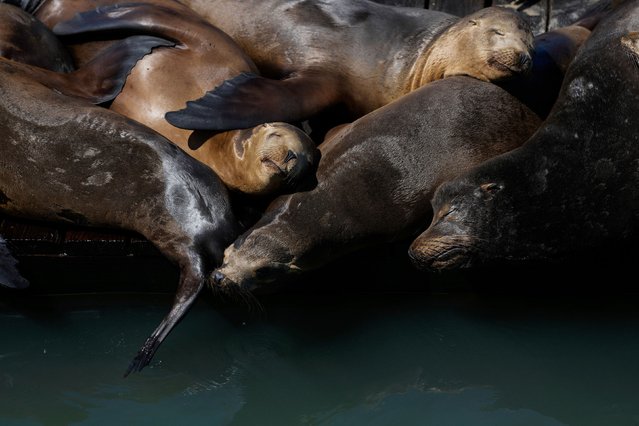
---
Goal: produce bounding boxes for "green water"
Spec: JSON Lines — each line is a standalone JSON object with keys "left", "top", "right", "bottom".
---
{"left": 2, "top": 291, "right": 639, "bottom": 426}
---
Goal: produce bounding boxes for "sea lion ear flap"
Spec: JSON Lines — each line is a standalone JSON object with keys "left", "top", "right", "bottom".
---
{"left": 166, "top": 72, "right": 340, "bottom": 132}
{"left": 474, "top": 182, "right": 503, "bottom": 199}
{"left": 0, "top": 237, "right": 29, "bottom": 289}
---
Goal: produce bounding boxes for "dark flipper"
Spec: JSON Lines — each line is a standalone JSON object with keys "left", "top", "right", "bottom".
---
{"left": 0, "top": 237, "right": 29, "bottom": 289}
{"left": 165, "top": 72, "right": 341, "bottom": 131}
{"left": 5, "top": 35, "right": 173, "bottom": 104}
{"left": 0, "top": 0, "right": 43, "bottom": 14}
{"left": 124, "top": 276, "right": 204, "bottom": 376}
{"left": 53, "top": 2, "right": 199, "bottom": 43}
{"left": 70, "top": 35, "right": 174, "bottom": 104}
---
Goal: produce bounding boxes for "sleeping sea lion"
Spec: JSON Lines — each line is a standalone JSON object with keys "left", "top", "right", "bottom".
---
{"left": 0, "top": 40, "right": 240, "bottom": 374}
{"left": 408, "top": 1, "right": 639, "bottom": 271}
{"left": 210, "top": 76, "right": 541, "bottom": 292}
{"left": 34, "top": 0, "right": 319, "bottom": 196}
{"left": 0, "top": 3, "right": 73, "bottom": 72}
{"left": 165, "top": 1, "right": 534, "bottom": 131}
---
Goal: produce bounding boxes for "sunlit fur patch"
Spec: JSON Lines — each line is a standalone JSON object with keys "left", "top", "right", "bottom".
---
{"left": 621, "top": 32, "right": 639, "bottom": 69}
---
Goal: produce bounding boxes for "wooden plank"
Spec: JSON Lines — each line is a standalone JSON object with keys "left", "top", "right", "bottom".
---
{"left": 371, "top": 0, "right": 426, "bottom": 7}
{"left": 63, "top": 228, "right": 131, "bottom": 256}
{"left": 0, "top": 216, "right": 63, "bottom": 255}
{"left": 428, "top": 0, "right": 485, "bottom": 16}
{"left": 494, "top": 0, "right": 549, "bottom": 34}
{"left": 548, "top": 0, "right": 603, "bottom": 29}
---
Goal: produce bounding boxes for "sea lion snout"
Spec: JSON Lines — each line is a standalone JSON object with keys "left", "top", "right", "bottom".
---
{"left": 489, "top": 49, "right": 533, "bottom": 75}
{"left": 212, "top": 270, "right": 226, "bottom": 286}
{"left": 409, "top": 234, "right": 476, "bottom": 270}
{"left": 409, "top": 205, "right": 478, "bottom": 270}
{"left": 211, "top": 266, "right": 253, "bottom": 292}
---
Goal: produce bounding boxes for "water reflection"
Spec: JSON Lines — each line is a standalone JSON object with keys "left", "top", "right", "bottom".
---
{"left": 2, "top": 292, "right": 639, "bottom": 425}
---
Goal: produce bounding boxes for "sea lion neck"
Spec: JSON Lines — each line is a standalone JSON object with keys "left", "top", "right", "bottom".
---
{"left": 400, "top": 21, "right": 455, "bottom": 95}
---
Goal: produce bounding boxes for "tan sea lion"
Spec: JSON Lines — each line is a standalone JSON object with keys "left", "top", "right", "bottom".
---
{"left": 38, "top": 0, "right": 319, "bottom": 196}
{"left": 408, "top": 1, "right": 639, "bottom": 271}
{"left": 0, "top": 3, "right": 73, "bottom": 72}
{"left": 165, "top": 1, "right": 534, "bottom": 131}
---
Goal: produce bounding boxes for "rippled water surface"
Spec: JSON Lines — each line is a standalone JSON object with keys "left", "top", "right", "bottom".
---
{"left": 2, "top": 290, "right": 639, "bottom": 425}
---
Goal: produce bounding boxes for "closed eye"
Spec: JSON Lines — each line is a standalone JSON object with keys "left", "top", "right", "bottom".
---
{"left": 440, "top": 206, "right": 458, "bottom": 220}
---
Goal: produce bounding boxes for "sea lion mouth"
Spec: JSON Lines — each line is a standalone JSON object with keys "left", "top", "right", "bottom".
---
{"left": 261, "top": 157, "right": 287, "bottom": 176}
{"left": 210, "top": 270, "right": 264, "bottom": 312}
{"left": 409, "top": 235, "right": 477, "bottom": 271}
{"left": 488, "top": 51, "right": 532, "bottom": 75}
{"left": 261, "top": 149, "right": 303, "bottom": 179}
{"left": 211, "top": 269, "right": 251, "bottom": 296}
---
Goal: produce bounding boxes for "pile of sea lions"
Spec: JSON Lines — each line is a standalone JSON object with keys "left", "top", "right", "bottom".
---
{"left": 0, "top": 0, "right": 633, "bottom": 373}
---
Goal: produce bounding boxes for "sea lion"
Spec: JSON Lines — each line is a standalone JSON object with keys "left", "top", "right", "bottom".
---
{"left": 209, "top": 76, "right": 541, "bottom": 292}
{"left": 408, "top": 1, "right": 639, "bottom": 271}
{"left": 46, "top": 0, "right": 319, "bottom": 196}
{"left": 0, "top": 3, "right": 73, "bottom": 72}
{"left": 165, "top": 1, "right": 533, "bottom": 131}
{"left": 0, "top": 47, "right": 240, "bottom": 374}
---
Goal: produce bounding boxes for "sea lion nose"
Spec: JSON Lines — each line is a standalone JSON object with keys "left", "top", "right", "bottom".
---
{"left": 213, "top": 270, "right": 225, "bottom": 285}
{"left": 283, "top": 150, "right": 297, "bottom": 163}
{"left": 519, "top": 52, "right": 532, "bottom": 71}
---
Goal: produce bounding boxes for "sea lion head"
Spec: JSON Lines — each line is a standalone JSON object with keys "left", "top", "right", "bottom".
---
{"left": 409, "top": 159, "right": 526, "bottom": 271}
{"left": 420, "top": 7, "right": 533, "bottom": 86}
{"left": 211, "top": 217, "right": 303, "bottom": 295}
{"left": 409, "top": 179, "right": 491, "bottom": 271}
{"left": 234, "top": 123, "right": 319, "bottom": 196}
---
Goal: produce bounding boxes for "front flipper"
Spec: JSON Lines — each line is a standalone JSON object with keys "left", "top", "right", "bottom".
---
{"left": 0, "top": 237, "right": 29, "bottom": 289}
{"left": 67, "top": 35, "right": 174, "bottom": 104}
{"left": 5, "top": 35, "right": 173, "bottom": 104}
{"left": 165, "top": 72, "right": 341, "bottom": 131}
